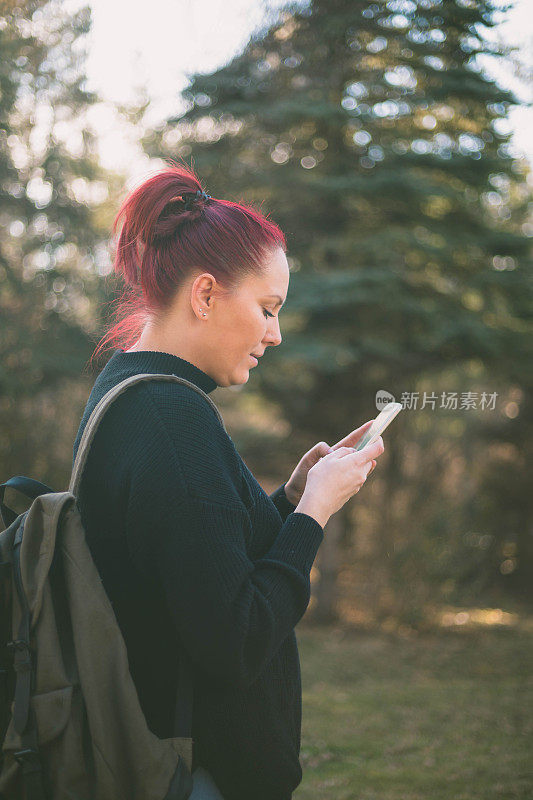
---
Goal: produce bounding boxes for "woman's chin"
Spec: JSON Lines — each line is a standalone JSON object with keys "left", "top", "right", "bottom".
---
{"left": 223, "top": 370, "right": 250, "bottom": 387}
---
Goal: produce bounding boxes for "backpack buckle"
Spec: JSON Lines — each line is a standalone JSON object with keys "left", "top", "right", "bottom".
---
{"left": 6, "top": 639, "right": 29, "bottom": 653}
{"left": 13, "top": 747, "right": 39, "bottom": 766}
{"left": 6, "top": 639, "right": 32, "bottom": 673}
{"left": 13, "top": 748, "right": 43, "bottom": 777}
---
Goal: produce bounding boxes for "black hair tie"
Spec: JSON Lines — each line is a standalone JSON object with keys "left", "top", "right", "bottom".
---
{"left": 183, "top": 189, "right": 212, "bottom": 211}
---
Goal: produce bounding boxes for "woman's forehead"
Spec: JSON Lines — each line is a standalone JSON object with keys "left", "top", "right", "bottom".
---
{"left": 252, "top": 251, "right": 289, "bottom": 295}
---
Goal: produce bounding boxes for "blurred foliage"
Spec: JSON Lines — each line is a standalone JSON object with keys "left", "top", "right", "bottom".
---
{"left": 143, "top": 0, "right": 533, "bottom": 621}
{"left": 0, "top": 0, "right": 126, "bottom": 484}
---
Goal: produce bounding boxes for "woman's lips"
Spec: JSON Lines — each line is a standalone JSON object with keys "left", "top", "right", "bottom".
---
{"left": 250, "top": 355, "right": 258, "bottom": 366}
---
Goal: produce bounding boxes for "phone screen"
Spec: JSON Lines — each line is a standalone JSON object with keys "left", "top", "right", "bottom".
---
{"left": 354, "top": 402, "right": 403, "bottom": 451}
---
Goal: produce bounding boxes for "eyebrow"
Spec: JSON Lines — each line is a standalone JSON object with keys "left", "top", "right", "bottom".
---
{"left": 265, "top": 294, "right": 285, "bottom": 307}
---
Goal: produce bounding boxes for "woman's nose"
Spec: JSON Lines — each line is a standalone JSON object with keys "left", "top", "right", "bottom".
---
{"left": 266, "top": 318, "right": 282, "bottom": 347}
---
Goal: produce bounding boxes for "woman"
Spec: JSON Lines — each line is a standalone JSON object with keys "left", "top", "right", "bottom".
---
{"left": 72, "top": 162, "right": 384, "bottom": 800}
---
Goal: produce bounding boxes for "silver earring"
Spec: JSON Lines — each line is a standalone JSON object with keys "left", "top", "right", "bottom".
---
{"left": 199, "top": 309, "right": 207, "bottom": 316}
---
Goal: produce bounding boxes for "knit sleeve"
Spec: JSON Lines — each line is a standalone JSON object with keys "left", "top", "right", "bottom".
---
{"left": 124, "top": 385, "right": 324, "bottom": 692}
{"left": 269, "top": 483, "right": 297, "bottom": 522}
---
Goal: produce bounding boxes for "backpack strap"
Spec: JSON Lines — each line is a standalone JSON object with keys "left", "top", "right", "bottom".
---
{"left": 68, "top": 372, "right": 225, "bottom": 746}
{"left": 9, "top": 513, "right": 47, "bottom": 800}
{"left": 0, "top": 477, "right": 55, "bottom": 529}
{"left": 10, "top": 517, "right": 32, "bottom": 735}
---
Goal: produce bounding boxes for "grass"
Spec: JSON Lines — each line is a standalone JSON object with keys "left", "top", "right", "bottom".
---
{"left": 294, "top": 623, "right": 533, "bottom": 800}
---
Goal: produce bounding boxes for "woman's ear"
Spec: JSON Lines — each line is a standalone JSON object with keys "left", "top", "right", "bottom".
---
{"left": 190, "top": 272, "right": 215, "bottom": 314}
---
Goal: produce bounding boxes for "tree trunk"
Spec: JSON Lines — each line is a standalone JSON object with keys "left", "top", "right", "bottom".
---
{"left": 313, "top": 510, "right": 343, "bottom": 624}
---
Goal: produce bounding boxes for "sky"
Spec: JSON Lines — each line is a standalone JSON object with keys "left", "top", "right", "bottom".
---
{"left": 64, "top": 0, "right": 533, "bottom": 183}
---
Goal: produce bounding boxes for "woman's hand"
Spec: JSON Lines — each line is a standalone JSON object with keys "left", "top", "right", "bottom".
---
{"left": 284, "top": 420, "right": 377, "bottom": 506}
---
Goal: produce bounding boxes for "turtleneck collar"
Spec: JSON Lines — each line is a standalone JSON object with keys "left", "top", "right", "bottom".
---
{"left": 109, "top": 349, "right": 218, "bottom": 395}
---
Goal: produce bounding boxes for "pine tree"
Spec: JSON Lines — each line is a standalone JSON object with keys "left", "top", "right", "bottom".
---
{"left": 148, "top": 0, "right": 531, "bottom": 395}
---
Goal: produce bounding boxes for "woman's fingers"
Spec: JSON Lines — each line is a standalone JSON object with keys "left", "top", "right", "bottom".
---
{"left": 337, "top": 437, "right": 384, "bottom": 464}
{"left": 332, "top": 419, "right": 374, "bottom": 450}
{"left": 356, "top": 436, "right": 384, "bottom": 461}
{"left": 334, "top": 446, "right": 359, "bottom": 457}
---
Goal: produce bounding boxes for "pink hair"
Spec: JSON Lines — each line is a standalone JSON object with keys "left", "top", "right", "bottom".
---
{"left": 88, "top": 158, "right": 287, "bottom": 368}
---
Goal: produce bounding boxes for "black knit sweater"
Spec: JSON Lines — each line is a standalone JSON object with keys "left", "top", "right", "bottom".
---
{"left": 72, "top": 349, "right": 324, "bottom": 800}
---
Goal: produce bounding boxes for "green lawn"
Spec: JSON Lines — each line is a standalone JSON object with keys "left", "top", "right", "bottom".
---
{"left": 295, "top": 624, "right": 532, "bottom": 800}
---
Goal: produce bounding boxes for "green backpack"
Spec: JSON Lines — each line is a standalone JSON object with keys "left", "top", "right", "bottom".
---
{"left": 0, "top": 372, "right": 228, "bottom": 800}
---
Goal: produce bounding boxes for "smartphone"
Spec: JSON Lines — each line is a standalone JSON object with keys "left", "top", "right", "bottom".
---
{"left": 354, "top": 402, "right": 403, "bottom": 451}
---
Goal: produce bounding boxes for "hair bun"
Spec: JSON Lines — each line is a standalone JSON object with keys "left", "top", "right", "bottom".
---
{"left": 152, "top": 191, "right": 210, "bottom": 241}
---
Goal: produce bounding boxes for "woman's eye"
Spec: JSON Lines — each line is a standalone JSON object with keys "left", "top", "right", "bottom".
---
{"left": 263, "top": 308, "right": 274, "bottom": 319}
